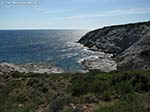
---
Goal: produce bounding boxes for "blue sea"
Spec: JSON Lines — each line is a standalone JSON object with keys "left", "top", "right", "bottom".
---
{"left": 0, "top": 30, "right": 97, "bottom": 72}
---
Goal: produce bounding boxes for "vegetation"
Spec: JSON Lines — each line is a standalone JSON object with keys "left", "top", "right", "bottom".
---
{"left": 0, "top": 70, "right": 150, "bottom": 112}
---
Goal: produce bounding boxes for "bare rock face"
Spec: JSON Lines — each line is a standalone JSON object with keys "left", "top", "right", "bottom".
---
{"left": 78, "top": 21, "right": 150, "bottom": 71}
{"left": 81, "top": 56, "right": 117, "bottom": 72}
{"left": 0, "top": 62, "right": 64, "bottom": 74}
{"left": 116, "top": 31, "right": 150, "bottom": 70}
{"left": 79, "top": 53, "right": 117, "bottom": 72}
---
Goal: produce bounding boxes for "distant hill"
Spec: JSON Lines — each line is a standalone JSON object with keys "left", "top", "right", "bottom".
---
{"left": 79, "top": 21, "right": 150, "bottom": 71}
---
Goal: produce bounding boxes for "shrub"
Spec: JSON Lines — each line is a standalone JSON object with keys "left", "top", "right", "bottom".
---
{"left": 80, "top": 93, "right": 97, "bottom": 103}
{"left": 115, "top": 81, "right": 133, "bottom": 96}
{"left": 69, "top": 75, "right": 95, "bottom": 96}
{"left": 63, "top": 108, "right": 81, "bottom": 112}
{"left": 11, "top": 71, "right": 22, "bottom": 78}
{"left": 27, "top": 78, "right": 49, "bottom": 93}
{"left": 48, "top": 95, "right": 71, "bottom": 112}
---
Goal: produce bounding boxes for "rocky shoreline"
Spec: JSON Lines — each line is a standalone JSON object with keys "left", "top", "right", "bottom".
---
{"left": 78, "top": 21, "right": 150, "bottom": 72}
{"left": 1, "top": 21, "right": 149, "bottom": 73}
{"left": 0, "top": 62, "right": 64, "bottom": 74}
{"left": 78, "top": 52, "right": 117, "bottom": 72}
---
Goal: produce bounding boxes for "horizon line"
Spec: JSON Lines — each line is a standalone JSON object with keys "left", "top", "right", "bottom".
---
{"left": 0, "top": 28, "right": 89, "bottom": 31}
{"left": 0, "top": 20, "right": 149, "bottom": 31}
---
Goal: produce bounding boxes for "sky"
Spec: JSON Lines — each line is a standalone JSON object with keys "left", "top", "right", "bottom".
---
{"left": 0, "top": 0, "right": 150, "bottom": 29}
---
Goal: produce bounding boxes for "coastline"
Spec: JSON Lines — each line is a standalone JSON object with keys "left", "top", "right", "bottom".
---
{"left": 78, "top": 21, "right": 150, "bottom": 71}
{"left": 0, "top": 62, "right": 64, "bottom": 74}
{"left": 0, "top": 23, "right": 150, "bottom": 112}
{"left": 78, "top": 51, "right": 117, "bottom": 72}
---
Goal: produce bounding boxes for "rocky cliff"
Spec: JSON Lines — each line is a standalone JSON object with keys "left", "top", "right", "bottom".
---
{"left": 78, "top": 21, "right": 150, "bottom": 71}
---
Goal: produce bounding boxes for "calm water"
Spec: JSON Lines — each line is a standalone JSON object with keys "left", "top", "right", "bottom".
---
{"left": 0, "top": 30, "right": 99, "bottom": 72}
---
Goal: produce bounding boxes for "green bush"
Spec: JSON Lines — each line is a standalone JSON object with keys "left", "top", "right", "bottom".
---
{"left": 80, "top": 93, "right": 97, "bottom": 103}
{"left": 69, "top": 71, "right": 150, "bottom": 100}
{"left": 27, "top": 78, "right": 49, "bottom": 93}
{"left": 96, "top": 93, "right": 150, "bottom": 112}
{"left": 48, "top": 95, "right": 71, "bottom": 112}
{"left": 115, "top": 81, "right": 133, "bottom": 96}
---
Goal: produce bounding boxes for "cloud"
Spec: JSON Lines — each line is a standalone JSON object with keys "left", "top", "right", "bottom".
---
{"left": 55, "top": 8, "right": 150, "bottom": 20}
{"left": 43, "top": 9, "right": 70, "bottom": 14}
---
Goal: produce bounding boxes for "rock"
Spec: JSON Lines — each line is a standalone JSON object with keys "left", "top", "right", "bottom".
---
{"left": 0, "top": 62, "right": 64, "bottom": 74}
{"left": 80, "top": 55, "right": 117, "bottom": 72}
{"left": 78, "top": 21, "right": 150, "bottom": 71}
{"left": 116, "top": 31, "right": 150, "bottom": 70}
{"left": 78, "top": 51, "right": 116, "bottom": 72}
{"left": 0, "top": 63, "right": 26, "bottom": 74}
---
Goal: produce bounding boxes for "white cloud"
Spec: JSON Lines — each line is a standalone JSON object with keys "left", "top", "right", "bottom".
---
{"left": 43, "top": 9, "right": 70, "bottom": 14}
{"left": 54, "top": 8, "right": 150, "bottom": 20}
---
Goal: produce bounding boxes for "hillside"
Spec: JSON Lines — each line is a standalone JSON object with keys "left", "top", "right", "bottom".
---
{"left": 79, "top": 21, "right": 150, "bottom": 71}
{"left": 0, "top": 71, "right": 150, "bottom": 112}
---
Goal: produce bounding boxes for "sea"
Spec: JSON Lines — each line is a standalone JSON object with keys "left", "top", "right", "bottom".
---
{"left": 0, "top": 30, "right": 99, "bottom": 72}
